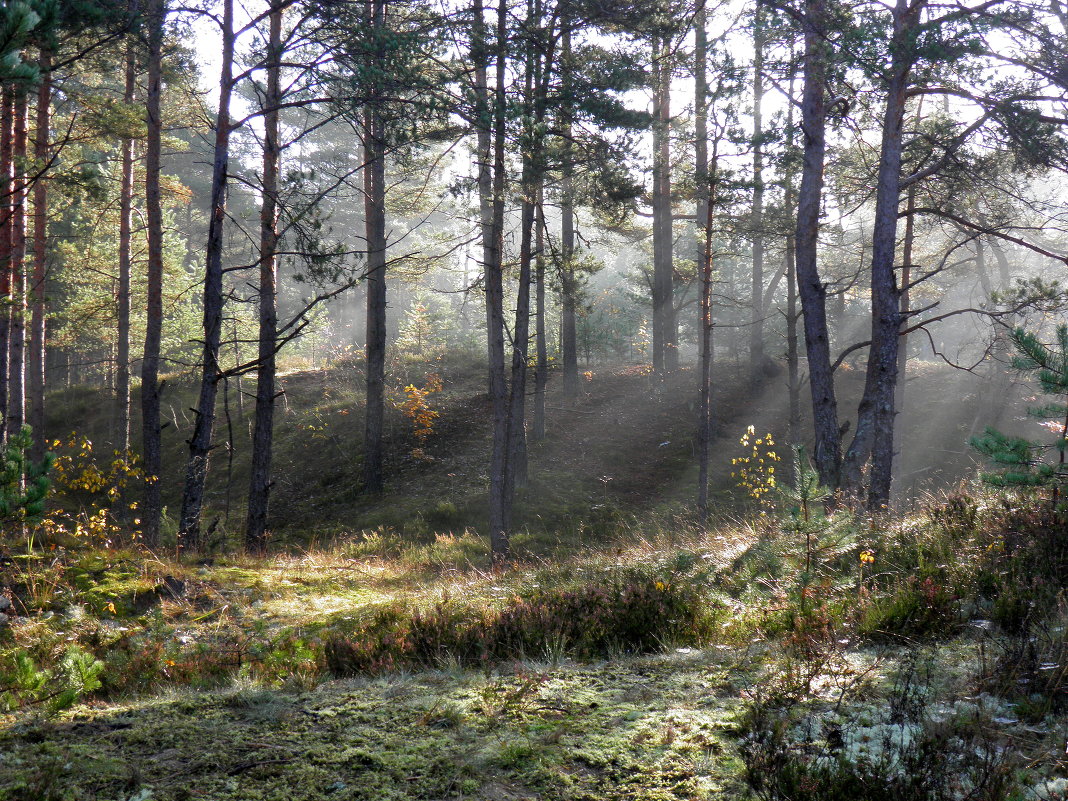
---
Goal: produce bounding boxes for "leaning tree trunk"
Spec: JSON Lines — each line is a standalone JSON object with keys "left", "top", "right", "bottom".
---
{"left": 28, "top": 48, "right": 50, "bottom": 461}
{"left": 363, "top": 0, "right": 388, "bottom": 495}
{"left": 178, "top": 0, "right": 234, "bottom": 548}
{"left": 141, "top": 0, "right": 166, "bottom": 547}
{"left": 8, "top": 90, "right": 27, "bottom": 435}
{"left": 246, "top": 0, "right": 283, "bottom": 552}
{"left": 794, "top": 0, "right": 841, "bottom": 488}
{"left": 115, "top": 41, "right": 135, "bottom": 453}
{"left": 841, "top": 0, "right": 919, "bottom": 510}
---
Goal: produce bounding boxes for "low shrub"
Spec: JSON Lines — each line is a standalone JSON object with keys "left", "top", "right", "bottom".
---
{"left": 325, "top": 574, "right": 722, "bottom": 674}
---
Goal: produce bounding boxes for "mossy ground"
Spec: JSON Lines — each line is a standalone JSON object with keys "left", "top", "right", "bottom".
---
{"left": 0, "top": 649, "right": 752, "bottom": 801}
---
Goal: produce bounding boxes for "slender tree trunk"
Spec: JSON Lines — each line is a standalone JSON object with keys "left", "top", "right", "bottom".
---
{"left": 651, "top": 34, "right": 675, "bottom": 374}
{"left": 178, "top": 0, "right": 234, "bottom": 547}
{"left": 0, "top": 89, "right": 12, "bottom": 446}
{"left": 8, "top": 90, "right": 27, "bottom": 436}
{"left": 533, "top": 197, "right": 547, "bottom": 441}
{"left": 28, "top": 50, "right": 49, "bottom": 460}
{"left": 794, "top": 0, "right": 840, "bottom": 488}
{"left": 892, "top": 181, "right": 916, "bottom": 455}
{"left": 115, "top": 42, "right": 135, "bottom": 453}
{"left": 560, "top": 23, "right": 578, "bottom": 398}
{"left": 246, "top": 0, "right": 283, "bottom": 552}
{"left": 473, "top": 0, "right": 496, "bottom": 397}
{"left": 487, "top": 0, "right": 509, "bottom": 561}
{"left": 841, "top": 0, "right": 919, "bottom": 510}
{"left": 363, "top": 0, "right": 388, "bottom": 495}
{"left": 783, "top": 68, "right": 800, "bottom": 446}
{"left": 694, "top": 9, "right": 713, "bottom": 520}
{"left": 749, "top": 6, "right": 766, "bottom": 387}
{"left": 141, "top": 0, "right": 166, "bottom": 547}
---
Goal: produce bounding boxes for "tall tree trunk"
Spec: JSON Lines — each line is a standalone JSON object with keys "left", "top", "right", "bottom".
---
{"left": 29, "top": 49, "right": 49, "bottom": 460}
{"left": 841, "top": 0, "right": 918, "bottom": 510}
{"left": 533, "top": 196, "right": 547, "bottom": 440}
{"left": 841, "top": 0, "right": 919, "bottom": 509}
{"left": 749, "top": 5, "right": 766, "bottom": 387}
{"left": 784, "top": 68, "right": 800, "bottom": 446}
{"left": 246, "top": 0, "right": 283, "bottom": 552}
{"left": 363, "top": 0, "right": 388, "bottom": 495}
{"left": 892, "top": 181, "right": 916, "bottom": 456}
{"left": 487, "top": 0, "right": 509, "bottom": 561}
{"left": 651, "top": 34, "right": 675, "bottom": 374}
{"left": 141, "top": 0, "right": 166, "bottom": 547}
{"left": 694, "top": 8, "right": 714, "bottom": 521}
{"left": 473, "top": 0, "right": 496, "bottom": 397}
{"left": 0, "top": 88, "right": 12, "bottom": 445}
{"left": 559, "top": 23, "right": 578, "bottom": 398}
{"left": 8, "top": 90, "right": 27, "bottom": 436}
{"left": 794, "top": 0, "right": 840, "bottom": 488}
{"left": 178, "top": 0, "right": 234, "bottom": 547}
{"left": 115, "top": 41, "right": 135, "bottom": 453}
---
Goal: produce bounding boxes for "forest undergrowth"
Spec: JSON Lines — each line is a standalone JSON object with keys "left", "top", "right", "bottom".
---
{"left": 3, "top": 484, "right": 1068, "bottom": 801}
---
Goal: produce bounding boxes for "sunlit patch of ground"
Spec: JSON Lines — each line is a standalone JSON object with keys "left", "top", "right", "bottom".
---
{"left": 0, "top": 648, "right": 755, "bottom": 801}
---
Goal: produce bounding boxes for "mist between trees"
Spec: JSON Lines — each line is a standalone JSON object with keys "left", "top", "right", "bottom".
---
{"left": 0, "top": 0, "right": 1065, "bottom": 558}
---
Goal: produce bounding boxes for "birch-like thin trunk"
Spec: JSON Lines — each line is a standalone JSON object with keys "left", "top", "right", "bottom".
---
{"left": 115, "top": 42, "right": 135, "bottom": 453}
{"left": 28, "top": 50, "right": 49, "bottom": 460}
{"left": 651, "top": 35, "right": 675, "bottom": 374}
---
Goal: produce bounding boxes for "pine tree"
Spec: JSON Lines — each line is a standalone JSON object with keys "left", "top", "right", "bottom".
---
{"left": 970, "top": 325, "right": 1068, "bottom": 497}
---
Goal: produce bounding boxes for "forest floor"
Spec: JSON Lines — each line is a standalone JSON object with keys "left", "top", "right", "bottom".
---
{"left": 2, "top": 356, "right": 1060, "bottom": 801}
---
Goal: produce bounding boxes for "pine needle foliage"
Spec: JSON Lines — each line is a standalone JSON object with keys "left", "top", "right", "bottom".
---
{"left": 970, "top": 325, "right": 1068, "bottom": 493}
{"left": 0, "top": 425, "right": 53, "bottom": 526}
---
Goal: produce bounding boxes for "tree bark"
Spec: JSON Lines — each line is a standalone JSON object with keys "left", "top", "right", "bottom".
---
{"left": 749, "top": 6, "right": 766, "bottom": 387}
{"left": 8, "top": 90, "right": 27, "bottom": 436}
{"left": 841, "top": 0, "right": 920, "bottom": 509}
{"left": 115, "top": 41, "right": 135, "bottom": 454}
{"left": 28, "top": 49, "right": 49, "bottom": 460}
{"left": 560, "top": 22, "right": 578, "bottom": 398}
{"left": 694, "top": 8, "right": 713, "bottom": 521}
{"left": 794, "top": 0, "right": 841, "bottom": 487}
{"left": 784, "top": 68, "right": 800, "bottom": 446}
{"left": 651, "top": 34, "right": 675, "bottom": 375}
{"left": 362, "top": 0, "right": 388, "bottom": 495}
{"left": 533, "top": 196, "right": 547, "bottom": 441}
{"left": 246, "top": 0, "right": 283, "bottom": 552}
{"left": 0, "top": 88, "right": 12, "bottom": 445}
{"left": 178, "top": 0, "right": 234, "bottom": 548}
{"left": 473, "top": 0, "right": 496, "bottom": 397}
{"left": 141, "top": 0, "right": 166, "bottom": 547}
{"left": 487, "top": 0, "right": 509, "bottom": 561}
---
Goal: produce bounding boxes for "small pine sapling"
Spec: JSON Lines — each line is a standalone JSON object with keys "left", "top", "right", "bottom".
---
{"left": 970, "top": 325, "right": 1068, "bottom": 501}
{"left": 0, "top": 425, "right": 53, "bottom": 534}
